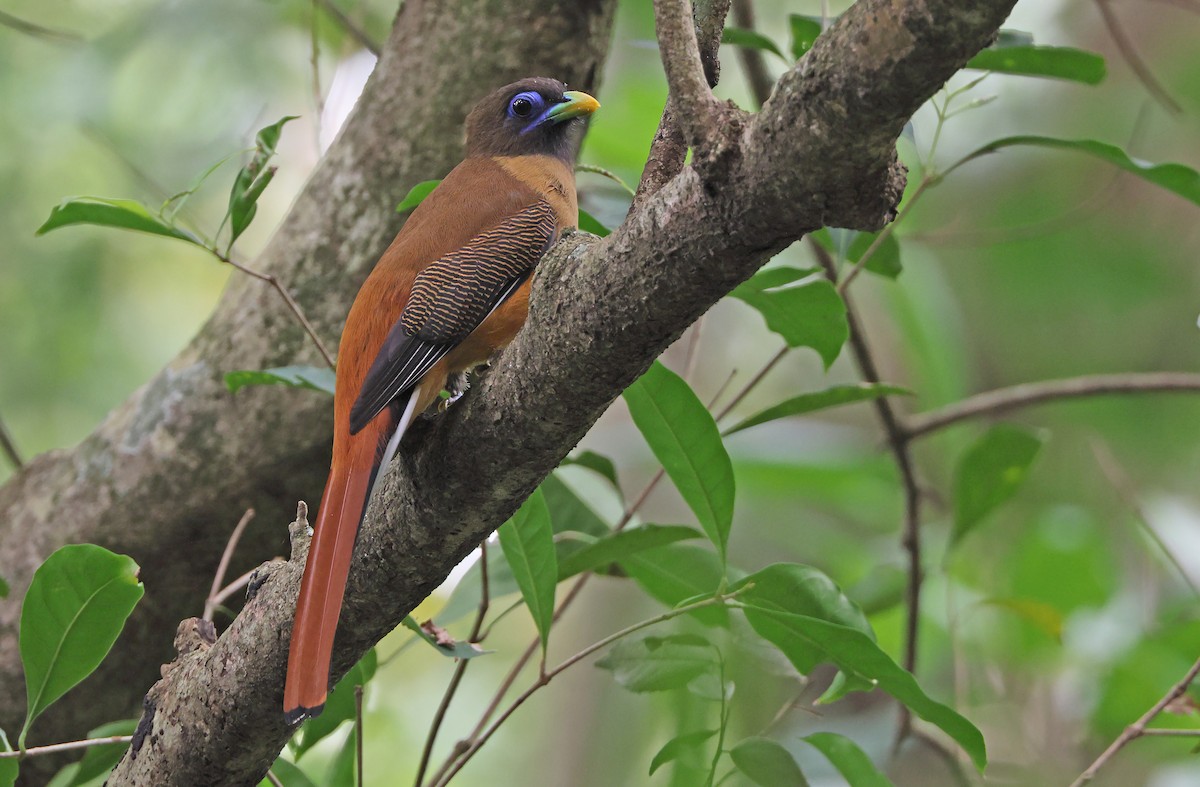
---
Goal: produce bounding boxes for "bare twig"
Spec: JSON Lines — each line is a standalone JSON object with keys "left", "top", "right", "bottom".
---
{"left": 1070, "top": 654, "right": 1200, "bottom": 786}
{"left": 314, "top": 0, "right": 381, "bottom": 56}
{"left": 0, "top": 9, "right": 81, "bottom": 43}
{"left": 414, "top": 542, "right": 491, "bottom": 786}
{"left": 210, "top": 561, "right": 283, "bottom": 612}
{"left": 310, "top": 0, "right": 325, "bottom": 155}
{"left": 0, "top": 735, "right": 132, "bottom": 759}
{"left": 905, "top": 373, "right": 1200, "bottom": 440}
{"left": 0, "top": 413, "right": 23, "bottom": 471}
{"left": 203, "top": 508, "right": 256, "bottom": 622}
{"left": 1090, "top": 439, "right": 1200, "bottom": 598}
{"left": 814, "top": 241, "right": 924, "bottom": 744}
{"left": 430, "top": 591, "right": 743, "bottom": 787}
{"left": 214, "top": 251, "right": 337, "bottom": 369}
{"left": 265, "top": 769, "right": 284, "bottom": 787}
{"left": 1094, "top": 0, "right": 1182, "bottom": 114}
{"left": 355, "top": 685, "right": 364, "bottom": 787}
{"left": 731, "top": 0, "right": 775, "bottom": 107}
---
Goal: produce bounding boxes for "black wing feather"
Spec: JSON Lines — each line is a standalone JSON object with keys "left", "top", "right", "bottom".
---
{"left": 348, "top": 201, "right": 556, "bottom": 434}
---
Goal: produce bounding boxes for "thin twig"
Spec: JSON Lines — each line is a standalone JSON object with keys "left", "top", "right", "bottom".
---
{"left": 355, "top": 685, "right": 364, "bottom": 787}
{"left": 731, "top": 0, "right": 775, "bottom": 107}
{"left": 0, "top": 735, "right": 132, "bottom": 759}
{"left": 430, "top": 591, "right": 743, "bottom": 787}
{"left": 905, "top": 373, "right": 1200, "bottom": 440}
{"left": 215, "top": 251, "right": 337, "bottom": 368}
{"left": 575, "top": 163, "right": 636, "bottom": 197}
{"left": 0, "top": 9, "right": 81, "bottom": 42}
{"left": 314, "top": 0, "right": 381, "bottom": 56}
{"left": 265, "top": 769, "right": 284, "bottom": 787}
{"left": 1140, "top": 728, "right": 1200, "bottom": 736}
{"left": 310, "top": 0, "right": 325, "bottom": 155}
{"left": 1090, "top": 439, "right": 1200, "bottom": 598}
{"left": 210, "top": 561, "right": 282, "bottom": 611}
{"left": 414, "top": 542, "right": 491, "bottom": 786}
{"left": 682, "top": 317, "right": 706, "bottom": 383}
{"left": 838, "top": 176, "right": 931, "bottom": 294}
{"left": 814, "top": 241, "right": 924, "bottom": 745}
{"left": 1070, "top": 654, "right": 1200, "bottom": 786}
{"left": 0, "top": 413, "right": 24, "bottom": 470}
{"left": 1094, "top": 0, "right": 1182, "bottom": 114}
{"left": 204, "top": 508, "right": 256, "bottom": 622}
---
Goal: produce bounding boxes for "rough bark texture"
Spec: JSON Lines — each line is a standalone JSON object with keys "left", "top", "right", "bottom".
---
{"left": 0, "top": 0, "right": 614, "bottom": 782}
{"left": 0, "top": 0, "right": 1016, "bottom": 784}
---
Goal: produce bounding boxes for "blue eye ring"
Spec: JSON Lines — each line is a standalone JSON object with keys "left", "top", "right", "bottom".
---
{"left": 507, "top": 91, "right": 543, "bottom": 119}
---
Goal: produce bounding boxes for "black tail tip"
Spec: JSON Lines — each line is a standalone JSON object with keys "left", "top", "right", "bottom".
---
{"left": 284, "top": 703, "right": 324, "bottom": 726}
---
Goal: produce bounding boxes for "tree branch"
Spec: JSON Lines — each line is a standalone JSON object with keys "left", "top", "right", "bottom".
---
{"left": 1, "top": 0, "right": 1019, "bottom": 783}
{"left": 0, "top": 0, "right": 616, "bottom": 780}
{"left": 652, "top": 0, "right": 719, "bottom": 152}
{"left": 904, "top": 373, "right": 1200, "bottom": 440}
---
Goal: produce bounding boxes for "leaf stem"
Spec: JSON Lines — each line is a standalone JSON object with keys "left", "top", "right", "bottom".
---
{"left": 212, "top": 249, "right": 337, "bottom": 369}
{"left": 0, "top": 734, "right": 132, "bottom": 759}
{"left": 429, "top": 591, "right": 744, "bottom": 787}
{"left": 1070, "top": 654, "right": 1200, "bottom": 786}
{"left": 203, "top": 508, "right": 255, "bottom": 622}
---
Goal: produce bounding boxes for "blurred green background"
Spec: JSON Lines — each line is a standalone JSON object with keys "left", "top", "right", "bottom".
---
{"left": 3, "top": 0, "right": 1200, "bottom": 784}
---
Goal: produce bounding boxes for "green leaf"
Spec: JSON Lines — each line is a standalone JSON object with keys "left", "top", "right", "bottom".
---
{"left": 951, "top": 424, "right": 1044, "bottom": 548}
{"left": 578, "top": 208, "right": 610, "bottom": 237}
{"left": 224, "top": 365, "right": 336, "bottom": 395}
{"left": 846, "top": 564, "right": 907, "bottom": 616}
{"left": 732, "top": 564, "right": 875, "bottom": 674}
{"left": 966, "top": 45, "right": 1105, "bottom": 84}
{"left": 947, "top": 137, "right": 1200, "bottom": 207}
{"left": 498, "top": 489, "right": 557, "bottom": 655}
{"left": 595, "top": 634, "right": 717, "bottom": 693}
{"left": 0, "top": 729, "right": 16, "bottom": 787}
{"left": 64, "top": 719, "right": 137, "bottom": 786}
{"left": 395, "top": 179, "right": 441, "bottom": 213}
{"left": 19, "top": 545, "right": 144, "bottom": 748}
{"left": 0, "top": 575, "right": 8, "bottom": 599}
{"left": 723, "top": 384, "right": 911, "bottom": 436}
{"left": 848, "top": 231, "right": 903, "bottom": 279}
{"left": 36, "top": 197, "right": 199, "bottom": 243}
{"left": 260, "top": 758, "right": 318, "bottom": 787}
{"left": 649, "top": 728, "right": 719, "bottom": 776}
{"left": 802, "top": 732, "right": 893, "bottom": 787}
{"left": 623, "top": 362, "right": 735, "bottom": 563}
{"left": 730, "top": 737, "right": 809, "bottom": 786}
{"left": 542, "top": 473, "right": 611, "bottom": 537}
{"left": 226, "top": 116, "right": 297, "bottom": 248}
{"left": 789, "top": 14, "right": 823, "bottom": 60}
{"left": 438, "top": 543, "right": 519, "bottom": 624}
{"left": 255, "top": 115, "right": 299, "bottom": 155}
{"left": 294, "top": 649, "right": 375, "bottom": 759}
{"left": 557, "top": 525, "right": 702, "bottom": 580}
{"left": 561, "top": 450, "right": 620, "bottom": 489}
{"left": 811, "top": 229, "right": 902, "bottom": 279}
{"left": 738, "top": 607, "right": 986, "bottom": 769}
{"left": 399, "top": 616, "right": 492, "bottom": 659}
{"left": 622, "top": 544, "right": 730, "bottom": 627}
{"left": 729, "top": 269, "right": 848, "bottom": 368}
{"left": 722, "top": 27, "right": 787, "bottom": 62}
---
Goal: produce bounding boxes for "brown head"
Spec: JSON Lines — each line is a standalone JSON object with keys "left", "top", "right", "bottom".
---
{"left": 465, "top": 77, "right": 600, "bottom": 163}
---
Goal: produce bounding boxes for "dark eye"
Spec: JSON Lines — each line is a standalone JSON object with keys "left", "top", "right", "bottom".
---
{"left": 507, "top": 91, "right": 542, "bottom": 120}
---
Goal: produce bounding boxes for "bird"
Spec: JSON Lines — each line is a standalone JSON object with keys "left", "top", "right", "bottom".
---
{"left": 283, "top": 77, "right": 599, "bottom": 723}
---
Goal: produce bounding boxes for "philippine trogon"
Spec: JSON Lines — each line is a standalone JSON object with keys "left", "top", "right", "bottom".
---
{"left": 283, "top": 77, "right": 600, "bottom": 722}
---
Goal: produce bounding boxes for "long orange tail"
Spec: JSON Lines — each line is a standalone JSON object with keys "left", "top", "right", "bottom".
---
{"left": 283, "top": 437, "right": 377, "bottom": 724}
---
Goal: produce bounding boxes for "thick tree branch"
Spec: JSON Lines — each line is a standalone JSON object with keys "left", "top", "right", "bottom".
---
{"left": 2, "top": 0, "right": 1017, "bottom": 783}
{"left": 0, "top": 0, "right": 615, "bottom": 781}
{"left": 652, "top": 0, "right": 719, "bottom": 152}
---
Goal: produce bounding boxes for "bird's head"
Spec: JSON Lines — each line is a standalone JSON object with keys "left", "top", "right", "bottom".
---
{"left": 465, "top": 77, "right": 600, "bottom": 162}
